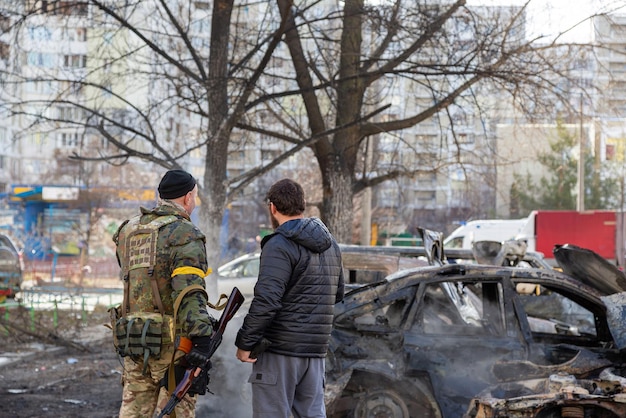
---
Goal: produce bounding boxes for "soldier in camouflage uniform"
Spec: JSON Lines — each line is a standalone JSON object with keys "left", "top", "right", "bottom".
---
{"left": 114, "top": 169, "right": 214, "bottom": 418}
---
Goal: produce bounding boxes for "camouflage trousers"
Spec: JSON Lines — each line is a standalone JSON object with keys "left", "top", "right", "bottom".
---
{"left": 119, "top": 342, "right": 197, "bottom": 418}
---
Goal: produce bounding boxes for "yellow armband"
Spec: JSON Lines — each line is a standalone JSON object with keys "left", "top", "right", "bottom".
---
{"left": 171, "top": 266, "right": 213, "bottom": 278}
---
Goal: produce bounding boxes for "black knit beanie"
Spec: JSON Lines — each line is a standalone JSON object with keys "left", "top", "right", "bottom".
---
{"left": 158, "top": 170, "right": 196, "bottom": 199}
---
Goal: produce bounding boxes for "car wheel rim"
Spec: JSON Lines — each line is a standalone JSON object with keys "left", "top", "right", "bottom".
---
{"left": 354, "top": 389, "right": 410, "bottom": 418}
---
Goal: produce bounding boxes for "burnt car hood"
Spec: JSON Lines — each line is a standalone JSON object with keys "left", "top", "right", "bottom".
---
{"left": 553, "top": 244, "right": 626, "bottom": 295}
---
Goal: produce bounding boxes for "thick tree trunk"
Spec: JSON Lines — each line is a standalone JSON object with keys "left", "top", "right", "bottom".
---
{"left": 321, "top": 165, "right": 355, "bottom": 244}
{"left": 200, "top": 0, "right": 233, "bottom": 300}
{"left": 197, "top": 181, "right": 225, "bottom": 302}
{"left": 318, "top": 0, "right": 364, "bottom": 244}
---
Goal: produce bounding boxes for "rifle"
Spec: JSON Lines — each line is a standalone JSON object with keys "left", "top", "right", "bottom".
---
{"left": 157, "top": 287, "right": 245, "bottom": 418}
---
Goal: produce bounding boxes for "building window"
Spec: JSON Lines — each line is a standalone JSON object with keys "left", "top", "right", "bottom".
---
{"left": 64, "top": 54, "right": 87, "bottom": 68}
{"left": 59, "top": 132, "right": 80, "bottom": 147}
{"left": 58, "top": 106, "right": 85, "bottom": 121}
{"left": 0, "top": 41, "right": 8, "bottom": 61}
{"left": 416, "top": 191, "right": 436, "bottom": 204}
{"left": 63, "top": 27, "right": 87, "bottom": 41}
{"left": 27, "top": 52, "right": 55, "bottom": 67}
{"left": 59, "top": 80, "right": 84, "bottom": 95}
{"left": 261, "top": 149, "right": 280, "bottom": 161}
{"left": 25, "top": 80, "right": 56, "bottom": 94}
{"left": 194, "top": 1, "right": 210, "bottom": 10}
{"left": 456, "top": 133, "right": 474, "bottom": 144}
{"left": 30, "top": 132, "right": 48, "bottom": 147}
{"left": 53, "top": 1, "right": 88, "bottom": 16}
{"left": 27, "top": 25, "right": 52, "bottom": 41}
{"left": 103, "top": 31, "right": 114, "bottom": 44}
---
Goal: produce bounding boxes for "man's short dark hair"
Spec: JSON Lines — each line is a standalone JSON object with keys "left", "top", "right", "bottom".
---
{"left": 266, "top": 179, "right": 305, "bottom": 216}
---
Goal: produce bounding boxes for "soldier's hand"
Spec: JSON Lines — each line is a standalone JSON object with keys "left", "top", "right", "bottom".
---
{"left": 186, "top": 336, "right": 212, "bottom": 369}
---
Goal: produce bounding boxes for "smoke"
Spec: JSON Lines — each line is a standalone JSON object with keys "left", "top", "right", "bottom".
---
{"left": 196, "top": 304, "right": 253, "bottom": 417}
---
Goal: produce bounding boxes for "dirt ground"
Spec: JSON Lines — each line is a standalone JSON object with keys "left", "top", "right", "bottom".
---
{"left": 0, "top": 310, "right": 124, "bottom": 418}
{"left": 0, "top": 305, "right": 253, "bottom": 418}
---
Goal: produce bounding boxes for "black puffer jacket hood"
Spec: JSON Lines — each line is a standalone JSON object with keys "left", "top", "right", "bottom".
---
{"left": 263, "top": 217, "right": 332, "bottom": 253}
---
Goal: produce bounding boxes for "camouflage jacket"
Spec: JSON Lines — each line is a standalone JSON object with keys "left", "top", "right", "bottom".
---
{"left": 113, "top": 201, "right": 213, "bottom": 339}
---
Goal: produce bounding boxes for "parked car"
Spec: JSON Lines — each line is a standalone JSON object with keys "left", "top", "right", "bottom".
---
{"left": 212, "top": 245, "right": 428, "bottom": 298}
{"left": 212, "top": 239, "right": 551, "bottom": 299}
{"left": 0, "top": 233, "right": 23, "bottom": 300}
{"left": 341, "top": 239, "right": 552, "bottom": 271}
{"left": 214, "top": 252, "right": 261, "bottom": 297}
{"left": 324, "top": 242, "right": 626, "bottom": 418}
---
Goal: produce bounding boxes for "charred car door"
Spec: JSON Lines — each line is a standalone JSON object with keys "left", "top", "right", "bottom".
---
{"left": 404, "top": 274, "right": 529, "bottom": 418}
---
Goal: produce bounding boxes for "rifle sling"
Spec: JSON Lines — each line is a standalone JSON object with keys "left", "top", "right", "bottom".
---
{"left": 164, "top": 285, "right": 229, "bottom": 417}
{"left": 122, "top": 275, "right": 129, "bottom": 317}
{"left": 166, "top": 284, "right": 208, "bottom": 418}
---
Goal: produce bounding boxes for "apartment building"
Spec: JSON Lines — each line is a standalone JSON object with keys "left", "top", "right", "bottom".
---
{"left": 593, "top": 14, "right": 626, "bottom": 174}
{"left": 491, "top": 14, "right": 626, "bottom": 218}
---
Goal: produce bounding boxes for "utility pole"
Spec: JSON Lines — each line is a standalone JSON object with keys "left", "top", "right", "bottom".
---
{"left": 577, "top": 93, "right": 585, "bottom": 212}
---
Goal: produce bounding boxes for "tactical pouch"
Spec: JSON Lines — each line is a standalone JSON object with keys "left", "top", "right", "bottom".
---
{"left": 114, "top": 312, "right": 164, "bottom": 374}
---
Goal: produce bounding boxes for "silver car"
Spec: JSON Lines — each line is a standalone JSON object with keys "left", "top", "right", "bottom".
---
{"left": 0, "top": 233, "right": 23, "bottom": 299}
{"left": 213, "top": 252, "right": 261, "bottom": 297}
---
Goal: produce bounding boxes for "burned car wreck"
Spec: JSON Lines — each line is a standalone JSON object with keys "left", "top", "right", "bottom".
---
{"left": 324, "top": 237, "right": 626, "bottom": 418}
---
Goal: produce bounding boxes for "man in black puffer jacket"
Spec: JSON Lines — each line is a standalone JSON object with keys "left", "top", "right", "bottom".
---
{"left": 235, "top": 178, "right": 344, "bottom": 418}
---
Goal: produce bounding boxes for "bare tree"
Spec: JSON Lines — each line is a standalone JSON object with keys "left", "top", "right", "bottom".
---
{"left": 0, "top": 0, "right": 613, "bottom": 253}
{"left": 0, "top": 0, "right": 296, "bottom": 275}
{"left": 234, "top": 0, "right": 604, "bottom": 241}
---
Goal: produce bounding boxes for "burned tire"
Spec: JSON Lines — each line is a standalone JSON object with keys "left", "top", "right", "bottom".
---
{"left": 354, "top": 388, "right": 410, "bottom": 418}
{"left": 336, "top": 373, "right": 441, "bottom": 418}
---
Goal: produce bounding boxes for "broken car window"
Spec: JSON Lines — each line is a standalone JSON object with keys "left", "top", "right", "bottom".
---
{"left": 516, "top": 284, "right": 596, "bottom": 338}
{"left": 336, "top": 289, "right": 416, "bottom": 331}
{"left": 419, "top": 280, "right": 505, "bottom": 336}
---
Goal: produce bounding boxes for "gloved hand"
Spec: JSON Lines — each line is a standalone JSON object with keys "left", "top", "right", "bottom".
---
{"left": 185, "top": 336, "right": 213, "bottom": 369}
{"left": 160, "top": 364, "right": 210, "bottom": 396}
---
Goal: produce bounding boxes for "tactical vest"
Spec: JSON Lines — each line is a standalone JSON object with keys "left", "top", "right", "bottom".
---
{"left": 112, "top": 214, "right": 178, "bottom": 373}
{"left": 110, "top": 212, "right": 217, "bottom": 376}
{"left": 118, "top": 214, "right": 178, "bottom": 315}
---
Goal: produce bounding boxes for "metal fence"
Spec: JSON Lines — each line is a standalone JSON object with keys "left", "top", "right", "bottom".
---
{"left": 23, "top": 257, "right": 120, "bottom": 282}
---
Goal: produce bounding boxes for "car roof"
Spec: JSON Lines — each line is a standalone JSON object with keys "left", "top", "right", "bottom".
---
{"left": 217, "top": 252, "right": 261, "bottom": 270}
{"left": 338, "top": 243, "right": 550, "bottom": 269}
{"left": 343, "top": 262, "right": 605, "bottom": 304}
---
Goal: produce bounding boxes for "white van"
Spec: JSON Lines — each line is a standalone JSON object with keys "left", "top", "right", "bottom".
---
{"left": 443, "top": 218, "right": 529, "bottom": 249}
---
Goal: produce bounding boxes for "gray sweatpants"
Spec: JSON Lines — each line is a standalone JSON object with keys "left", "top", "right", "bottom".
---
{"left": 248, "top": 351, "right": 326, "bottom": 418}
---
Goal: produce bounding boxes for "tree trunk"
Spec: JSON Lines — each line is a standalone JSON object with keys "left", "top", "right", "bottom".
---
{"left": 200, "top": 0, "right": 233, "bottom": 300}
{"left": 321, "top": 163, "right": 355, "bottom": 243}
{"left": 318, "top": 0, "right": 364, "bottom": 244}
